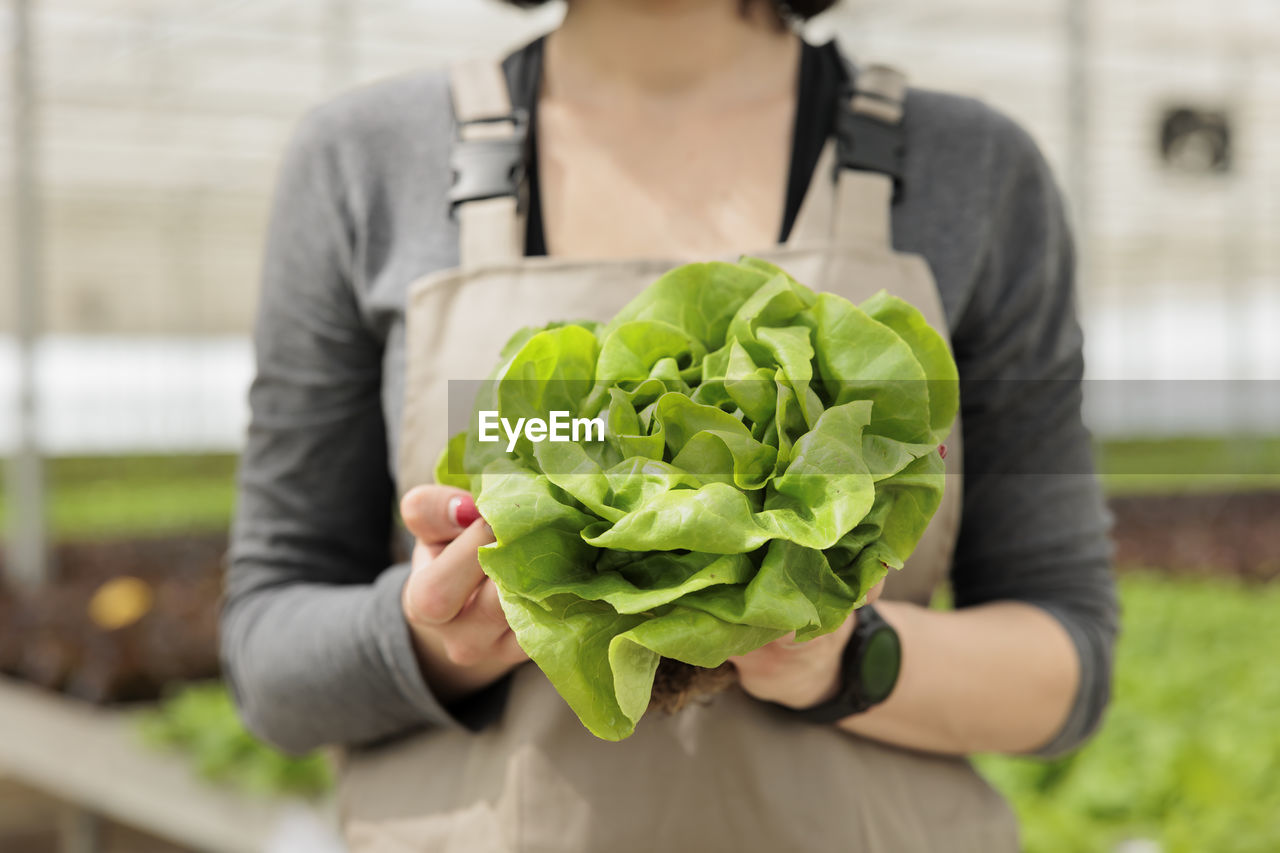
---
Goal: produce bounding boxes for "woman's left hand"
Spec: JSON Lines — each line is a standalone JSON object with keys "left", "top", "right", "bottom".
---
{"left": 728, "top": 579, "right": 884, "bottom": 710}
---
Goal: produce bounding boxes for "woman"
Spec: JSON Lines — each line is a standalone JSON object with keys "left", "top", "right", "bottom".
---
{"left": 223, "top": 0, "right": 1117, "bottom": 849}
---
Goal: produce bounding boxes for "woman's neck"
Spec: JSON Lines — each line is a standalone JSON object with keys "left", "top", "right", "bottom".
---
{"left": 545, "top": 0, "right": 798, "bottom": 112}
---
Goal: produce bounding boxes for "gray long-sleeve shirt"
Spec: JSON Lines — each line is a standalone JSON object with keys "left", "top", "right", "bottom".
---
{"left": 221, "top": 51, "right": 1117, "bottom": 758}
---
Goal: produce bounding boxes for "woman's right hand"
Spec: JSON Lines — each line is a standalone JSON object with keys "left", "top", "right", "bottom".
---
{"left": 399, "top": 485, "right": 529, "bottom": 703}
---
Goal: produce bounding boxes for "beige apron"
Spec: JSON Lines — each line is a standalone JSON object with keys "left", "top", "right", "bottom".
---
{"left": 340, "top": 57, "right": 1018, "bottom": 852}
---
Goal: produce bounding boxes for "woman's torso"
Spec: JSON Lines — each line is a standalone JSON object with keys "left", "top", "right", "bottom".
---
{"left": 325, "top": 40, "right": 1008, "bottom": 487}
{"left": 331, "top": 38, "right": 1025, "bottom": 852}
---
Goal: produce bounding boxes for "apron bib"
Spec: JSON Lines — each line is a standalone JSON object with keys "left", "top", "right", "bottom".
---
{"left": 341, "top": 56, "right": 1016, "bottom": 853}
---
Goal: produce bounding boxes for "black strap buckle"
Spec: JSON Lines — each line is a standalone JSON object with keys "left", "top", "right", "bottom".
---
{"left": 448, "top": 109, "right": 529, "bottom": 212}
{"left": 834, "top": 87, "right": 905, "bottom": 189}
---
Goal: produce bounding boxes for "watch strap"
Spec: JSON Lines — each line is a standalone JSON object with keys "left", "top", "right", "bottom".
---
{"left": 778, "top": 604, "right": 899, "bottom": 725}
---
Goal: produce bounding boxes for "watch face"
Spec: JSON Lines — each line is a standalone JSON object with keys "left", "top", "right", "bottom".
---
{"left": 860, "top": 628, "right": 902, "bottom": 703}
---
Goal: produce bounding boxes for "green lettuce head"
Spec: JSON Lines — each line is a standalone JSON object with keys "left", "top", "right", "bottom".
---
{"left": 435, "top": 258, "right": 958, "bottom": 740}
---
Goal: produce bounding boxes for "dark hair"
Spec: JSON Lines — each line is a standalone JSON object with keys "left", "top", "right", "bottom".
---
{"left": 499, "top": 0, "right": 840, "bottom": 23}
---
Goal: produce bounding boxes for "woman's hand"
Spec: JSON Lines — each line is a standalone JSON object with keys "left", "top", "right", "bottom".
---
{"left": 399, "top": 485, "right": 529, "bottom": 704}
{"left": 729, "top": 580, "right": 884, "bottom": 710}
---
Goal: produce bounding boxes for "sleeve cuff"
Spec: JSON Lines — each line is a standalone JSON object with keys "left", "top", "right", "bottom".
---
{"left": 1019, "top": 598, "right": 1113, "bottom": 758}
{"left": 370, "top": 562, "right": 512, "bottom": 734}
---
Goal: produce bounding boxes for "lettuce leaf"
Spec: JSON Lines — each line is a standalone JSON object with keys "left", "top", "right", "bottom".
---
{"left": 435, "top": 258, "right": 957, "bottom": 740}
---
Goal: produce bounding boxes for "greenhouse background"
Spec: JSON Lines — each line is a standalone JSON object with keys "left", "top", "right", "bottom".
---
{"left": 2, "top": 1, "right": 1278, "bottom": 851}
{"left": 2, "top": 0, "right": 1279, "bottom": 456}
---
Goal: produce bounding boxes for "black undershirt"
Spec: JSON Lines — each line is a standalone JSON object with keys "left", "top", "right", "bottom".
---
{"left": 504, "top": 37, "right": 848, "bottom": 258}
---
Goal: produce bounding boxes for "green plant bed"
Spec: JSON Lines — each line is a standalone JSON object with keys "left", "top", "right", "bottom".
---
{"left": 137, "top": 683, "right": 333, "bottom": 799}
{"left": 976, "top": 573, "right": 1280, "bottom": 852}
{"left": 132, "top": 576, "right": 1276, "bottom": 851}
{"left": 1098, "top": 436, "right": 1280, "bottom": 495}
{"left": 4, "top": 438, "right": 1278, "bottom": 543}
{"left": 0, "top": 454, "right": 238, "bottom": 540}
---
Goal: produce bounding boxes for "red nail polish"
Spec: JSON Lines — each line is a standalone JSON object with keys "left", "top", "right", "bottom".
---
{"left": 450, "top": 495, "right": 481, "bottom": 527}
{"left": 938, "top": 444, "right": 948, "bottom": 460}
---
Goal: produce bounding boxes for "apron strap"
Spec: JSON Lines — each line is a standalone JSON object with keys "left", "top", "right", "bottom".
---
{"left": 448, "top": 58, "right": 527, "bottom": 268}
{"left": 828, "top": 61, "right": 908, "bottom": 252}
{"left": 785, "top": 138, "right": 838, "bottom": 247}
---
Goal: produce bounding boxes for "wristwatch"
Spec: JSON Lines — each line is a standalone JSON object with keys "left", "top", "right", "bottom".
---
{"left": 784, "top": 604, "right": 902, "bottom": 724}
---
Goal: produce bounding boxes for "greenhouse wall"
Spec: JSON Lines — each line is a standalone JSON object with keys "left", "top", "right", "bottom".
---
{"left": 2, "top": 0, "right": 1277, "bottom": 451}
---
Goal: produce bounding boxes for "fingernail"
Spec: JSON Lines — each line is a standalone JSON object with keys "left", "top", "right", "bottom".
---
{"left": 938, "top": 444, "right": 948, "bottom": 460}
{"left": 448, "top": 495, "right": 481, "bottom": 528}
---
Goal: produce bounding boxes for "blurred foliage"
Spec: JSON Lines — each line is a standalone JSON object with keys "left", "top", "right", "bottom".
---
{"left": 0, "top": 454, "right": 238, "bottom": 540}
{"left": 1098, "top": 436, "right": 1280, "bottom": 495}
{"left": 976, "top": 574, "right": 1280, "bottom": 852}
{"left": 6, "top": 450, "right": 1278, "bottom": 843}
{"left": 137, "top": 682, "right": 332, "bottom": 799}
{"left": 132, "top": 575, "right": 1280, "bottom": 853}
{"left": 1, "top": 438, "right": 1276, "bottom": 543}
{"left": 3, "top": 439, "right": 1279, "bottom": 541}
